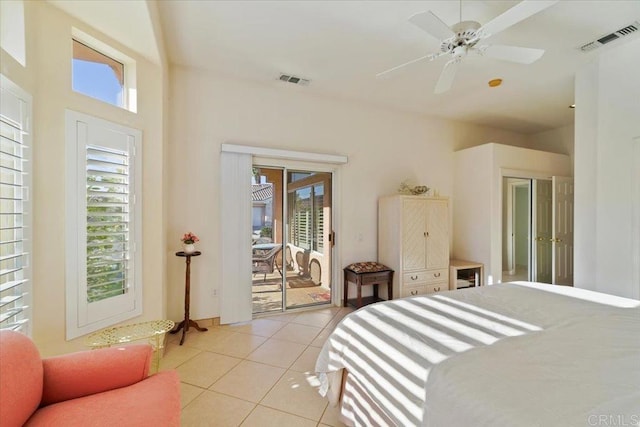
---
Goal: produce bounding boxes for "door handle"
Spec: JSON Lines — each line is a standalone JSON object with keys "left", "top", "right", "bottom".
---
{"left": 410, "top": 275, "right": 418, "bottom": 280}
{"left": 535, "top": 236, "right": 545, "bottom": 242}
{"left": 434, "top": 272, "right": 441, "bottom": 278}
{"left": 549, "top": 237, "right": 563, "bottom": 243}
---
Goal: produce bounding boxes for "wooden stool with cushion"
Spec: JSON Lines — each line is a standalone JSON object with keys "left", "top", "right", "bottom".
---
{"left": 343, "top": 262, "right": 394, "bottom": 309}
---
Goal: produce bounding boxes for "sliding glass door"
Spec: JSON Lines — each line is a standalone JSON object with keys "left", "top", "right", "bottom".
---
{"left": 251, "top": 166, "right": 332, "bottom": 314}
{"left": 286, "top": 171, "right": 331, "bottom": 310}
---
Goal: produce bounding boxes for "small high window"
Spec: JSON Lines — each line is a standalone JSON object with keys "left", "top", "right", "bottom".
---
{"left": 72, "top": 39, "right": 125, "bottom": 108}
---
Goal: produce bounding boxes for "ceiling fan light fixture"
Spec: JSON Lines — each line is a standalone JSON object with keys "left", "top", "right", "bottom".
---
{"left": 380, "top": 1, "right": 558, "bottom": 93}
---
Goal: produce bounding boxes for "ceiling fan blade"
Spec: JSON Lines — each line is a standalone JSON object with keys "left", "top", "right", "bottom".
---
{"left": 376, "top": 54, "right": 434, "bottom": 78}
{"left": 434, "top": 59, "right": 460, "bottom": 94}
{"left": 409, "top": 11, "right": 455, "bottom": 41}
{"left": 480, "top": 45, "right": 545, "bottom": 64}
{"left": 478, "top": 0, "right": 558, "bottom": 38}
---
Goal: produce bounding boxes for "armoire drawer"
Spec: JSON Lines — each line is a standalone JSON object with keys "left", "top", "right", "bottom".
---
{"left": 425, "top": 282, "right": 447, "bottom": 294}
{"left": 403, "top": 269, "right": 448, "bottom": 284}
{"left": 402, "top": 281, "right": 448, "bottom": 298}
{"left": 401, "top": 284, "right": 428, "bottom": 298}
{"left": 403, "top": 271, "right": 429, "bottom": 284}
{"left": 425, "top": 269, "right": 448, "bottom": 283}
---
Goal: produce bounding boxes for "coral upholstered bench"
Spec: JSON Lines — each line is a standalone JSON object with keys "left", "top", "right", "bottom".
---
{"left": 0, "top": 330, "right": 180, "bottom": 427}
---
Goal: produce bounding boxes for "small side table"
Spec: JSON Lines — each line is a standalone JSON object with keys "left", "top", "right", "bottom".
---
{"left": 449, "top": 259, "right": 484, "bottom": 290}
{"left": 85, "top": 319, "right": 174, "bottom": 373}
{"left": 343, "top": 262, "right": 394, "bottom": 309}
{"left": 171, "top": 251, "right": 208, "bottom": 345}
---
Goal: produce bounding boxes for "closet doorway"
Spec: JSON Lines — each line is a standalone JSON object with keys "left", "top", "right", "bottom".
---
{"left": 502, "top": 176, "right": 574, "bottom": 285}
{"left": 503, "top": 178, "right": 533, "bottom": 281}
{"left": 251, "top": 166, "right": 333, "bottom": 314}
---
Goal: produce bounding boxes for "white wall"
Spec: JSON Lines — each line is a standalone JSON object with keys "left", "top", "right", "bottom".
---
{"left": 167, "top": 67, "right": 531, "bottom": 321}
{"left": 1, "top": 1, "right": 168, "bottom": 356}
{"left": 454, "top": 143, "right": 571, "bottom": 285}
{"left": 529, "top": 125, "right": 575, "bottom": 173}
{"left": 452, "top": 144, "right": 493, "bottom": 275}
{"left": 574, "top": 37, "right": 640, "bottom": 300}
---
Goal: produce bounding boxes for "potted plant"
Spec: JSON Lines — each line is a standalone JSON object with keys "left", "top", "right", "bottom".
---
{"left": 181, "top": 232, "right": 199, "bottom": 254}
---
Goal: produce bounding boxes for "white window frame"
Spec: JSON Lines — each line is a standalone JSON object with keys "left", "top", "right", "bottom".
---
{"left": 65, "top": 110, "right": 142, "bottom": 339}
{"left": 0, "top": 74, "right": 32, "bottom": 335}
{"left": 71, "top": 28, "right": 137, "bottom": 113}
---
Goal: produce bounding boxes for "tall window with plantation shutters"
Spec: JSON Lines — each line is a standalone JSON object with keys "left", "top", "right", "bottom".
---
{"left": 0, "top": 75, "right": 32, "bottom": 335}
{"left": 66, "top": 111, "right": 142, "bottom": 339}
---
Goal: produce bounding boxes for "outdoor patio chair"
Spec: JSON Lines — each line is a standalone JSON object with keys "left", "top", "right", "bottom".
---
{"left": 282, "top": 245, "right": 294, "bottom": 271}
{"left": 295, "top": 251, "right": 308, "bottom": 276}
{"left": 252, "top": 245, "right": 282, "bottom": 281}
{"left": 309, "top": 258, "right": 322, "bottom": 286}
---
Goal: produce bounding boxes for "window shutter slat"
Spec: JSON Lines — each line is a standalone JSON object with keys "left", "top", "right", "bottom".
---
{"left": 0, "top": 294, "right": 24, "bottom": 307}
{"left": 0, "top": 306, "right": 26, "bottom": 323}
{"left": 1, "top": 318, "right": 28, "bottom": 331}
{"left": 0, "top": 278, "right": 28, "bottom": 292}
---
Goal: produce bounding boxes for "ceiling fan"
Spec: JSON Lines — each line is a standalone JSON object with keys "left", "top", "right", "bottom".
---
{"left": 377, "top": 0, "right": 558, "bottom": 94}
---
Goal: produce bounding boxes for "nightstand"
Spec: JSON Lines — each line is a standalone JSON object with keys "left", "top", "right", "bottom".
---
{"left": 449, "top": 259, "right": 484, "bottom": 290}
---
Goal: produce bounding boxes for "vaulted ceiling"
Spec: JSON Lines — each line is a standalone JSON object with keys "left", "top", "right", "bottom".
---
{"left": 50, "top": 1, "right": 640, "bottom": 134}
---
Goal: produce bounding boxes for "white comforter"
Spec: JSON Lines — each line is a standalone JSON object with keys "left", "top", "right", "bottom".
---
{"left": 316, "top": 282, "right": 640, "bottom": 427}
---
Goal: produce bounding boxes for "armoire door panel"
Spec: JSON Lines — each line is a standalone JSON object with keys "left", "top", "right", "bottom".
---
{"left": 402, "top": 199, "right": 427, "bottom": 270}
{"left": 426, "top": 200, "right": 449, "bottom": 269}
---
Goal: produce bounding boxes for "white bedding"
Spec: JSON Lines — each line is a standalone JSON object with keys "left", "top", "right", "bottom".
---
{"left": 316, "top": 282, "right": 640, "bottom": 427}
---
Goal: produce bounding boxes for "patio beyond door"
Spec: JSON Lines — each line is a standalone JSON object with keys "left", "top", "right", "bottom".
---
{"left": 251, "top": 167, "right": 332, "bottom": 314}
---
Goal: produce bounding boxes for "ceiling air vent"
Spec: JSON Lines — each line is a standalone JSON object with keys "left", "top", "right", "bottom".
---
{"left": 278, "top": 74, "right": 310, "bottom": 86}
{"left": 579, "top": 21, "right": 639, "bottom": 52}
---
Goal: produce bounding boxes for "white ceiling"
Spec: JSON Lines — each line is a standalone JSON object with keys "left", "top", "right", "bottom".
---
{"left": 50, "top": 1, "right": 640, "bottom": 134}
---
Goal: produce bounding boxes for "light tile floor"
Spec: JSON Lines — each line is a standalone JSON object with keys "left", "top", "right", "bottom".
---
{"left": 161, "top": 306, "right": 354, "bottom": 427}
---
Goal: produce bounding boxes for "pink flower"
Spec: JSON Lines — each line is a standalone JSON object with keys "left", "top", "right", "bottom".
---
{"left": 181, "top": 232, "right": 200, "bottom": 244}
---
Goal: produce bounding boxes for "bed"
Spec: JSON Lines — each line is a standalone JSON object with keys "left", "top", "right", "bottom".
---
{"left": 316, "top": 282, "right": 640, "bottom": 426}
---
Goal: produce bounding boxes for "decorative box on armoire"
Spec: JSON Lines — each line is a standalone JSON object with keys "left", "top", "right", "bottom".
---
{"left": 378, "top": 195, "right": 449, "bottom": 298}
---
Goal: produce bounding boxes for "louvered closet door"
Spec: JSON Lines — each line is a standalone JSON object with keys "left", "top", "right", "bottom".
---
{"left": 426, "top": 200, "right": 449, "bottom": 269}
{"left": 402, "top": 198, "right": 427, "bottom": 271}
